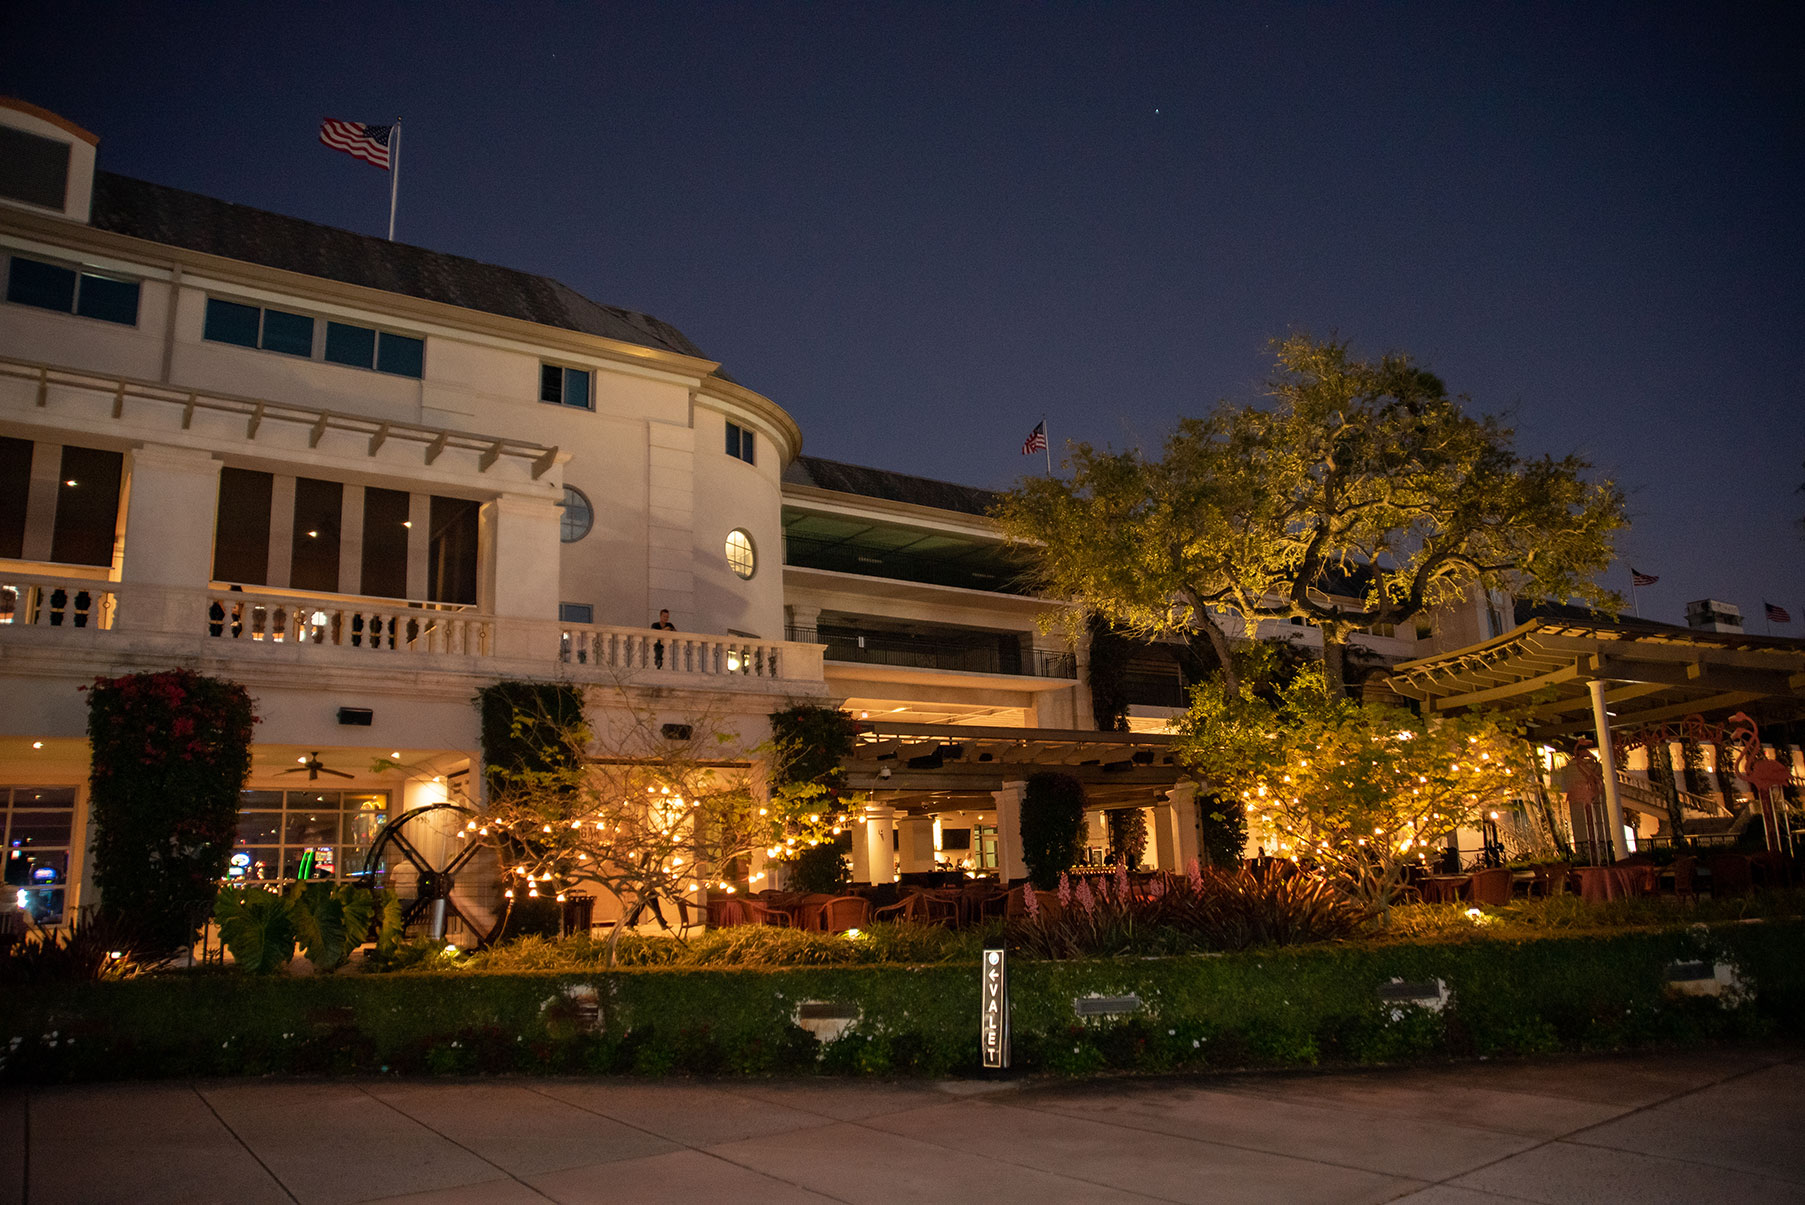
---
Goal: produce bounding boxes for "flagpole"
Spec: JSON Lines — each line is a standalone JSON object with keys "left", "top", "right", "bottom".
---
{"left": 1043, "top": 416, "right": 1051, "bottom": 477}
{"left": 387, "top": 119, "right": 401, "bottom": 241}
{"left": 1629, "top": 573, "right": 1640, "bottom": 618}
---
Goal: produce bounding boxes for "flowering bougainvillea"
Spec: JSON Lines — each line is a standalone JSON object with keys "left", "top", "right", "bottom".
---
{"left": 85, "top": 669, "right": 257, "bottom": 953}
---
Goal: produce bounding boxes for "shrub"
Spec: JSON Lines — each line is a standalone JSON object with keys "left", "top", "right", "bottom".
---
{"left": 0, "top": 910, "right": 146, "bottom": 985}
{"left": 214, "top": 884, "right": 381, "bottom": 974}
{"left": 85, "top": 669, "right": 257, "bottom": 954}
{"left": 788, "top": 839, "right": 851, "bottom": 894}
{"left": 1020, "top": 772, "right": 1087, "bottom": 889}
{"left": 1104, "top": 808, "right": 1147, "bottom": 870}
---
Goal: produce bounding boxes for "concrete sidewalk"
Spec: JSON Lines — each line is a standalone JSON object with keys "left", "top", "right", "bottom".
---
{"left": 4, "top": 1046, "right": 1801, "bottom": 1204}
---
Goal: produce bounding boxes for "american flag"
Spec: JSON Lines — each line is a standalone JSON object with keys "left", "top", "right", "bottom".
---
{"left": 1021, "top": 421, "right": 1047, "bottom": 455}
{"left": 319, "top": 119, "right": 393, "bottom": 170}
{"left": 1630, "top": 568, "right": 1659, "bottom": 588}
{"left": 1765, "top": 602, "right": 1792, "bottom": 624}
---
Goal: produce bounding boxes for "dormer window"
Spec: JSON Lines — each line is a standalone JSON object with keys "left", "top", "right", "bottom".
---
{"left": 0, "top": 124, "right": 70, "bottom": 211}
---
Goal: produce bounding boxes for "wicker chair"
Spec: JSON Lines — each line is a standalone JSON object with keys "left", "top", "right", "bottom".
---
{"left": 1468, "top": 866, "right": 1512, "bottom": 906}
{"left": 814, "top": 895, "right": 872, "bottom": 933}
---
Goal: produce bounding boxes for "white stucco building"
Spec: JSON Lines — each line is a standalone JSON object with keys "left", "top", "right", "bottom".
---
{"left": 3, "top": 98, "right": 1503, "bottom": 930}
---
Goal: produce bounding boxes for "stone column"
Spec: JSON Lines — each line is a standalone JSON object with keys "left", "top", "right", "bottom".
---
{"left": 479, "top": 493, "right": 563, "bottom": 658}
{"left": 1165, "top": 780, "right": 1200, "bottom": 870}
{"left": 784, "top": 603, "right": 822, "bottom": 642}
{"left": 991, "top": 780, "right": 1028, "bottom": 882}
{"left": 113, "top": 443, "right": 222, "bottom": 633}
{"left": 898, "top": 816, "right": 936, "bottom": 874}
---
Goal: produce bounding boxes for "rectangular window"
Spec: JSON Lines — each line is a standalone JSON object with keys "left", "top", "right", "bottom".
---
{"left": 558, "top": 602, "right": 594, "bottom": 624}
{"left": 0, "top": 436, "right": 32, "bottom": 560}
{"left": 376, "top": 332, "right": 424, "bottom": 378}
{"left": 229, "top": 789, "right": 389, "bottom": 884}
{"left": 212, "top": 467, "right": 273, "bottom": 585}
{"left": 259, "top": 308, "right": 314, "bottom": 357}
{"left": 3, "top": 786, "right": 76, "bottom": 925}
{"left": 323, "top": 321, "right": 376, "bottom": 368}
{"left": 323, "top": 322, "right": 425, "bottom": 379}
{"left": 204, "top": 298, "right": 260, "bottom": 347}
{"left": 4, "top": 255, "right": 140, "bottom": 326}
{"left": 726, "top": 421, "right": 756, "bottom": 465}
{"left": 428, "top": 495, "right": 480, "bottom": 605}
{"left": 0, "top": 126, "right": 71, "bottom": 210}
{"left": 207, "top": 299, "right": 421, "bottom": 376}
{"left": 539, "top": 363, "right": 592, "bottom": 409}
{"left": 6, "top": 256, "right": 76, "bottom": 312}
{"left": 360, "top": 486, "right": 411, "bottom": 599}
{"left": 290, "top": 477, "right": 343, "bottom": 592}
{"left": 50, "top": 446, "right": 123, "bottom": 566}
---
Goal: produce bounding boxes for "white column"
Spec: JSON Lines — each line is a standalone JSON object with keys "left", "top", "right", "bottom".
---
{"left": 849, "top": 825, "right": 872, "bottom": 883}
{"left": 266, "top": 475, "right": 295, "bottom": 588}
{"left": 991, "top": 780, "right": 1028, "bottom": 882}
{"left": 338, "top": 484, "right": 365, "bottom": 596}
{"left": 784, "top": 603, "right": 822, "bottom": 641}
{"left": 860, "top": 805, "right": 896, "bottom": 884}
{"left": 898, "top": 817, "right": 936, "bottom": 874}
{"left": 116, "top": 444, "right": 222, "bottom": 588}
{"left": 405, "top": 493, "right": 431, "bottom": 599}
{"left": 21, "top": 441, "right": 60, "bottom": 562}
{"left": 1152, "top": 803, "right": 1177, "bottom": 871}
{"left": 1587, "top": 679, "right": 1631, "bottom": 861}
{"left": 480, "top": 493, "right": 563, "bottom": 659}
{"left": 1166, "top": 780, "right": 1200, "bottom": 869}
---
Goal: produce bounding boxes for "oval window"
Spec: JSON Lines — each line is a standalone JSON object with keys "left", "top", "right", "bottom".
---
{"left": 725, "top": 529, "right": 756, "bottom": 579}
{"left": 560, "top": 486, "right": 594, "bottom": 543}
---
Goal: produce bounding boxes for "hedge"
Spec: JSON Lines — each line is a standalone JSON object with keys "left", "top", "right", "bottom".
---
{"left": 4, "top": 921, "right": 1799, "bottom": 1082}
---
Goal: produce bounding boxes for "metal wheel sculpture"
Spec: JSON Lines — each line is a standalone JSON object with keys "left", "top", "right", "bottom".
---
{"left": 359, "top": 802, "right": 506, "bottom": 947}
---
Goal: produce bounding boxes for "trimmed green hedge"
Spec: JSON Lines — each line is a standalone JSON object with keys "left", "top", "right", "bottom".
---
{"left": 4, "top": 922, "right": 1799, "bottom": 1082}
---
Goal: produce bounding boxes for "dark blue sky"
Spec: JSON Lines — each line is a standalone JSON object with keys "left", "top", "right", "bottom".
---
{"left": 4, "top": 3, "right": 1801, "bottom": 627}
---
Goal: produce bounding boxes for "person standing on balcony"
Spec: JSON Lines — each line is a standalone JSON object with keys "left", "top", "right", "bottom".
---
{"left": 652, "top": 608, "right": 676, "bottom": 668}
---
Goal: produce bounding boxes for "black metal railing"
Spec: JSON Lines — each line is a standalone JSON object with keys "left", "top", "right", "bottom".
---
{"left": 787, "top": 626, "right": 1076, "bottom": 680}
{"left": 784, "top": 533, "right": 1034, "bottom": 595}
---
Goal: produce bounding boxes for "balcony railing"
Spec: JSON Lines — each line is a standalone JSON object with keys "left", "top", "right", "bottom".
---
{"left": 559, "top": 624, "right": 792, "bottom": 679}
{"left": 1, "top": 572, "right": 820, "bottom": 685}
{"left": 201, "top": 587, "right": 490, "bottom": 656}
{"left": 787, "top": 625, "right": 1076, "bottom": 680}
{"left": 0, "top": 575, "right": 117, "bottom": 630}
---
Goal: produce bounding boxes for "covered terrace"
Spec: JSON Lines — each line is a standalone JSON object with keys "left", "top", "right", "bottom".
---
{"left": 1387, "top": 617, "right": 1805, "bottom": 860}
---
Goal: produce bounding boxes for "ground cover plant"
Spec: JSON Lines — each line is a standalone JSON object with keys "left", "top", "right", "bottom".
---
{"left": 4, "top": 919, "right": 1797, "bottom": 1082}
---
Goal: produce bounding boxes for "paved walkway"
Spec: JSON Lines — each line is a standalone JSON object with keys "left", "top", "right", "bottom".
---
{"left": 4, "top": 1046, "right": 1801, "bottom": 1204}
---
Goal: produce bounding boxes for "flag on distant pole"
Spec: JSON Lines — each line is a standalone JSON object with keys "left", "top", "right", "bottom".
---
{"left": 1765, "top": 602, "right": 1791, "bottom": 624}
{"left": 1021, "top": 419, "right": 1050, "bottom": 476}
{"left": 319, "top": 119, "right": 393, "bottom": 168}
{"left": 1630, "top": 569, "right": 1658, "bottom": 588}
{"left": 319, "top": 118, "right": 403, "bottom": 240}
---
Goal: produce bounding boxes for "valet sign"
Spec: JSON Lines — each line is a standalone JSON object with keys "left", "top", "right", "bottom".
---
{"left": 981, "top": 946, "right": 1010, "bottom": 1069}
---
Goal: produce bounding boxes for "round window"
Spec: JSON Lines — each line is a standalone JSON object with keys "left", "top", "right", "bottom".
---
{"left": 725, "top": 529, "right": 756, "bottom": 579}
{"left": 559, "top": 486, "right": 594, "bottom": 543}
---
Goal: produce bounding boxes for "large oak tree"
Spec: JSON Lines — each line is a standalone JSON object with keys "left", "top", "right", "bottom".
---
{"left": 997, "top": 335, "right": 1627, "bottom": 694}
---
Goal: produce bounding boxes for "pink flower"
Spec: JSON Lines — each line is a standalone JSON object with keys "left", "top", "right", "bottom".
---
{"left": 1187, "top": 857, "right": 1205, "bottom": 893}
{"left": 1075, "top": 876, "right": 1096, "bottom": 915}
{"left": 1023, "top": 885, "right": 1040, "bottom": 919}
{"left": 1115, "top": 864, "right": 1131, "bottom": 900}
{"left": 1057, "top": 873, "right": 1073, "bottom": 907}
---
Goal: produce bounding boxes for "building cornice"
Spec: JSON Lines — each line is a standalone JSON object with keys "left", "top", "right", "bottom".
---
{"left": 781, "top": 482, "right": 1003, "bottom": 538}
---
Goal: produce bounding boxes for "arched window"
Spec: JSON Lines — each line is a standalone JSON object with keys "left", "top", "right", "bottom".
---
{"left": 560, "top": 486, "right": 593, "bottom": 543}
{"left": 725, "top": 529, "right": 756, "bottom": 579}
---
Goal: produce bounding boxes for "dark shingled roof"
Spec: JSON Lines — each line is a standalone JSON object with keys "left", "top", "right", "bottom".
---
{"left": 88, "top": 172, "right": 713, "bottom": 361}
{"left": 1512, "top": 597, "right": 1688, "bottom": 634}
{"left": 783, "top": 456, "right": 1002, "bottom": 517}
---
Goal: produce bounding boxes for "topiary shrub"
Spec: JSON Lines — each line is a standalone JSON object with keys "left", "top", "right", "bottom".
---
{"left": 85, "top": 669, "right": 257, "bottom": 955}
{"left": 1019, "top": 771, "right": 1086, "bottom": 888}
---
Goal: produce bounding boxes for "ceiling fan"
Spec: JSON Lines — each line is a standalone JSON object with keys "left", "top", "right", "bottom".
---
{"left": 280, "top": 752, "right": 354, "bottom": 782}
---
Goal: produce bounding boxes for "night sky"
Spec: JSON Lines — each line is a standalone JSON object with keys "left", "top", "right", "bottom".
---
{"left": 4, "top": 4, "right": 1800, "bottom": 628}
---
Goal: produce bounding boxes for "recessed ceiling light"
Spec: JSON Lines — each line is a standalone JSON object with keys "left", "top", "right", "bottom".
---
{"left": 31, "top": 741, "right": 44, "bottom": 750}
{"left": 391, "top": 751, "right": 401, "bottom": 759}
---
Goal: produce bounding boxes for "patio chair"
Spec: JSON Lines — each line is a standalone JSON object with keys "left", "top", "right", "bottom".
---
{"left": 1706, "top": 853, "right": 1751, "bottom": 898}
{"left": 1669, "top": 855, "right": 1698, "bottom": 902}
{"left": 873, "top": 891, "right": 924, "bottom": 922}
{"left": 1468, "top": 867, "right": 1512, "bottom": 906}
{"left": 814, "top": 895, "right": 871, "bottom": 933}
{"left": 743, "top": 899, "right": 794, "bottom": 927}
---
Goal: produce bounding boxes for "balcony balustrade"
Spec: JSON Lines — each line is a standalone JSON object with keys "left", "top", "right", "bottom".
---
{"left": 786, "top": 625, "right": 1076, "bottom": 680}
{"left": 1, "top": 572, "right": 818, "bottom": 686}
